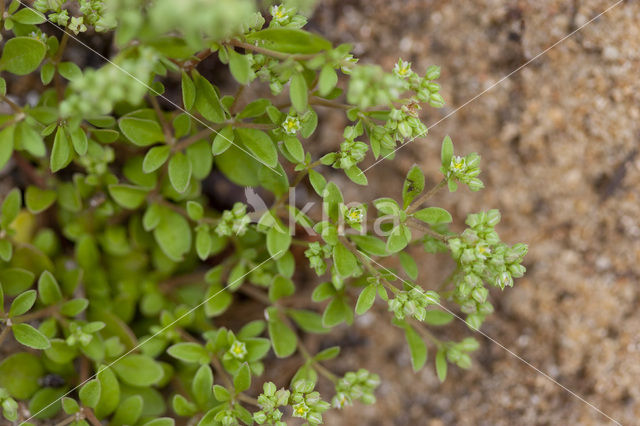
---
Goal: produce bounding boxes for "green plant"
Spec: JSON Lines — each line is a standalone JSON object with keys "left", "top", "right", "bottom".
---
{"left": 0, "top": 0, "right": 527, "bottom": 425}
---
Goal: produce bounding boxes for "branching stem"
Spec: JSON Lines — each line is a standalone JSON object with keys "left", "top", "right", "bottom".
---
{"left": 227, "top": 39, "right": 318, "bottom": 61}
{"left": 406, "top": 178, "right": 447, "bottom": 214}
{"left": 149, "top": 95, "right": 175, "bottom": 145}
{"left": 1, "top": 94, "right": 22, "bottom": 113}
{"left": 406, "top": 218, "right": 449, "bottom": 242}
{"left": 0, "top": 325, "right": 10, "bottom": 347}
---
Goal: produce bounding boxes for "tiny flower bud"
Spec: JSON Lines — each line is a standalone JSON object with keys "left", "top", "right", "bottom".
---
{"left": 253, "top": 411, "right": 267, "bottom": 424}
{"left": 425, "top": 65, "right": 441, "bottom": 80}
{"left": 307, "top": 411, "right": 323, "bottom": 424}
{"left": 263, "top": 382, "right": 277, "bottom": 396}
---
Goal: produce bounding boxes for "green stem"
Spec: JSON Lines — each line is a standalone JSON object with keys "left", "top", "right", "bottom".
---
{"left": 290, "top": 238, "right": 311, "bottom": 247}
{"left": 238, "top": 285, "right": 271, "bottom": 305}
{"left": 272, "top": 160, "right": 322, "bottom": 211}
{"left": 178, "top": 330, "right": 240, "bottom": 395}
{"left": 152, "top": 197, "right": 218, "bottom": 226}
{"left": 172, "top": 127, "right": 218, "bottom": 152}
{"left": 0, "top": 325, "right": 10, "bottom": 347}
{"left": 406, "top": 179, "right": 447, "bottom": 214}
{"left": 237, "top": 393, "right": 260, "bottom": 407}
{"left": 13, "top": 305, "right": 59, "bottom": 323}
{"left": 410, "top": 319, "right": 443, "bottom": 347}
{"left": 405, "top": 218, "right": 448, "bottom": 242}
{"left": 339, "top": 238, "right": 447, "bottom": 352}
{"left": 210, "top": 354, "right": 234, "bottom": 389}
{"left": 338, "top": 236, "right": 400, "bottom": 294}
{"left": 1, "top": 94, "right": 22, "bottom": 114}
{"left": 229, "top": 84, "right": 245, "bottom": 116}
{"left": 13, "top": 152, "right": 48, "bottom": 189}
{"left": 83, "top": 407, "right": 102, "bottom": 426}
{"left": 54, "top": 415, "right": 79, "bottom": 426}
{"left": 0, "top": 116, "right": 21, "bottom": 130}
{"left": 227, "top": 39, "right": 318, "bottom": 61}
{"left": 346, "top": 241, "right": 449, "bottom": 350}
{"left": 149, "top": 95, "right": 175, "bottom": 145}
{"left": 294, "top": 329, "right": 339, "bottom": 384}
{"left": 53, "top": 32, "right": 70, "bottom": 101}
{"left": 172, "top": 121, "right": 275, "bottom": 152}
{"left": 309, "top": 97, "right": 351, "bottom": 110}
{"left": 180, "top": 48, "right": 214, "bottom": 72}
{"left": 159, "top": 270, "right": 207, "bottom": 293}
{"left": 54, "top": 32, "right": 70, "bottom": 63}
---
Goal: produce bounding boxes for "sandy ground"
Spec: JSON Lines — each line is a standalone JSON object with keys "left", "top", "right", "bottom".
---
{"left": 309, "top": 0, "right": 640, "bottom": 424}
{"left": 2, "top": 1, "right": 638, "bottom": 425}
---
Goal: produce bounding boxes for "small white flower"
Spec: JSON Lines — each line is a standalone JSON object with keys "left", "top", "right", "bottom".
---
{"left": 271, "top": 5, "right": 290, "bottom": 24}
{"left": 345, "top": 207, "right": 364, "bottom": 224}
{"left": 393, "top": 59, "right": 412, "bottom": 78}
{"left": 332, "top": 392, "right": 350, "bottom": 408}
{"left": 282, "top": 115, "right": 301, "bottom": 135}
{"left": 450, "top": 155, "right": 466, "bottom": 175}
{"left": 292, "top": 401, "right": 310, "bottom": 418}
{"left": 228, "top": 340, "right": 248, "bottom": 360}
{"left": 475, "top": 243, "right": 491, "bottom": 260}
{"left": 497, "top": 271, "right": 513, "bottom": 289}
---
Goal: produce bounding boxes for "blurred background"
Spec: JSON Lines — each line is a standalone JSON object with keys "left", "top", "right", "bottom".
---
{"left": 2, "top": 1, "right": 638, "bottom": 424}
{"left": 305, "top": 0, "right": 639, "bottom": 424}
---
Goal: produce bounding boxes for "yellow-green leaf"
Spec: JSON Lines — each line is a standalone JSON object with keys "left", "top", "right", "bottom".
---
{"left": 37, "top": 270, "right": 62, "bottom": 305}
{"left": 0, "top": 37, "right": 47, "bottom": 75}
{"left": 119, "top": 116, "right": 165, "bottom": 147}
{"left": 0, "top": 125, "right": 15, "bottom": 170}
{"left": 168, "top": 152, "right": 192, "bottom": 193}
{"left": 13, "top": 323, "right": 50, "bottom": 349}
{"left": 25, "top": 186, "right": 57, "bottom": 213}
{"left": 108, "top": 184, "right": 149, "bottom": 209}
{"left": 290, "top": 73, "right": 308, "bottom": 113}
{"left": 228, "top": 49, "right": 251, "bottom": 85}
{"left": 50, "top": 126, "right": 72, "bottom": 172}
{"left": 236, "top": 128, "right": 278, "bottom": 168}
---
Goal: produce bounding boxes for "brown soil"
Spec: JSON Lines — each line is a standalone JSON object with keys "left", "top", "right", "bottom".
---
{"left": 2, "top": 1, "right": 638, "bottom": 425}
{"left": 309, "top": 0, "right": 640, "bottom": 425}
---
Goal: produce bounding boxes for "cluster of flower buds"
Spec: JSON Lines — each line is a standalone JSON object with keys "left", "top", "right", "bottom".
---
{"left": 304, "top": 242, "right": 333, "bottom": 275}
{"left": 215, "top": 203, "right": 251, "bottom": 237}
{"left": 320, "top": 124, "right": 369, "bottom": 170}
{"left": 332, "top": 369, "right": 380, "bottom": 408}
{"left": 384, "top": 106, "right": 429, "bottom": 143}
{"left": 65, "top": 321, "right": 105, "bottom": 347}
{"left": 0, "top": 389, "right": 18, "bottom": 422}
{"left": 288, "top": 380, "right": 331, "bottom": 425}
{"left": 442, "top": 337, "right": 480, "bottom": 370}
{"left": 448, "top": 210, "right": 527, "bottom": 329}
{"left": 408, "top": 64, "right": 444, "bottom": 107}
{"left": 347, "top": 64, "right": 408, "bottom": 109}
{"left": 60, "top": 47, "right": 158, "bottom": 117}
{"left": 444, "top": 152, "right": 484, "bottom": 192}
{"left": 35, "top": 0, "right": 112, "bottom": 33}
{"left": 253, "top": 382, "right": 290, "bottom": 425}
{"left": 254, "top": 380, "right": 331, "bottom": 425}
{"left": 388, "top": 287, "right": 440, "bottom": 322}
